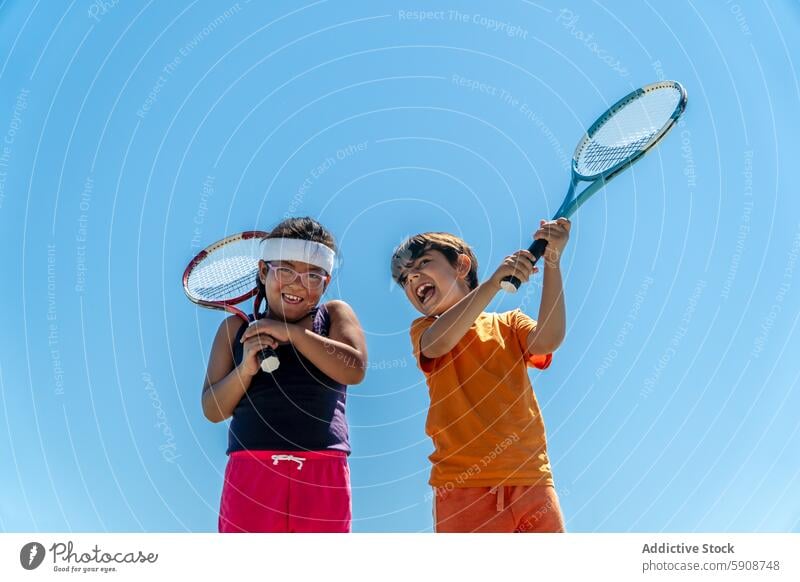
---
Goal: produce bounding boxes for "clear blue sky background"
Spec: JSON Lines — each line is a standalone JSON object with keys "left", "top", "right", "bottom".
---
{"left": 1, "top": 0, "right": 798, "bottom": 533}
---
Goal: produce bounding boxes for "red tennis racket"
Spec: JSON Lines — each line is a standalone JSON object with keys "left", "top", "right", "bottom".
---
{"left": 183, "top": 230, "right": 280, "bottom": 373}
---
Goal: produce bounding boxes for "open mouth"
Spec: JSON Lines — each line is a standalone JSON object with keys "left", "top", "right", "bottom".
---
{"left": 415, "top": 282, "right": 436, "bottom": 305}
{"left": 281, "top": 292, "right": 304, "bottom": 305}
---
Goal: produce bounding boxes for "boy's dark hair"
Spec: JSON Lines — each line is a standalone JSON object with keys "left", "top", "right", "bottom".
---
{"left": 255, "top": 217, "right": 336, "bottom": 309}
{"left": 391, "top": 232, "right": 479, "bottom": 290}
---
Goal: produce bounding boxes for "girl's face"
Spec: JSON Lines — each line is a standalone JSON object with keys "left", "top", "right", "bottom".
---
{"left": 258, "top": 259, "right": 329, "bottom": 321}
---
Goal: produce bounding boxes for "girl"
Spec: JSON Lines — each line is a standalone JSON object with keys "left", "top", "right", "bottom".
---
{"left": 201, "top": 217, "right": 367, "bottom": 533}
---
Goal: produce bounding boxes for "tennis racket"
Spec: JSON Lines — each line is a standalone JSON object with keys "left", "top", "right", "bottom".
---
{"left": 501, "top": 80, "right": 688, "bottom": 292}
{"left": 183, "top": 230, "right": 280, "bottom": 373}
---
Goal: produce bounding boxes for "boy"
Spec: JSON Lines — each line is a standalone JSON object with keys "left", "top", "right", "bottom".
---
{"left": 391, "top": 218, "right": 570, "bottom": 533}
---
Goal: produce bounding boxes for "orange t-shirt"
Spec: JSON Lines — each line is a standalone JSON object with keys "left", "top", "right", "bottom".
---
{"left": 409, "top": 309, "right": 554, "bottom": 488}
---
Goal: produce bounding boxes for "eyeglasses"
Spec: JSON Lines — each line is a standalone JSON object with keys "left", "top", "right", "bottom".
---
{"left": 267, "top": 263, "right": 329, "bottom": 289}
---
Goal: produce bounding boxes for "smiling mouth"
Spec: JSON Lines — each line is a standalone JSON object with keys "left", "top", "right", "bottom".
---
{"left": 281, "top": 292, "right": 304, "bottom": 305}
{"left": 416, "top": 282, "right": 436, "bottom": 305}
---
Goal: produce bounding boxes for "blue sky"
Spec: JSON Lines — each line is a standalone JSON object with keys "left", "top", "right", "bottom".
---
{"left": 1, "top": 0, "right": 799, "bottom": 532}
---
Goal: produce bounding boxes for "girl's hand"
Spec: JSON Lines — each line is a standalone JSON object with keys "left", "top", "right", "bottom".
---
{"left": 241, "top": 318, "right": 293, "bottom": 344}
{"left": 489, "top": 250, "right": 540, "bottom": 290}
{"left": 239, "top": 332, "right": 279, "bottom": 377}
{"left": 534, "top": 217, "right": 571, "bottom": 265}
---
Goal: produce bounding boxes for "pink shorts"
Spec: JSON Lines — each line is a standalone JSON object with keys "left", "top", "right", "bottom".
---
{"left": 218, "top": 449, "right": 351, "bottom": 533}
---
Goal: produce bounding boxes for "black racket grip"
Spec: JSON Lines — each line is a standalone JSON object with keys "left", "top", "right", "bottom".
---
{"left": 258, "top": 347, "right": 280, "bottom": 373}
{"left": 499, "top": 238, "right": 548, "bottom": 293}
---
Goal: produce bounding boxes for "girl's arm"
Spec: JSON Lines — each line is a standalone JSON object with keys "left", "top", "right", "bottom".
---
{"left": 287, "top": 300, "right": 367, "bottom": 385}
{"left": 201, "top": 315, "right": 258, "bottom": 423}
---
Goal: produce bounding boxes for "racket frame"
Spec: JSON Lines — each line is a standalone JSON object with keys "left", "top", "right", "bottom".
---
{"left": 555, "top": 80, "right": 688, "bottom": 220}
{"left": 182, "top": 230, "right": 267, "bottom": 316}
{"left": 183, "top": 230, "right": 280, "bottom": 372}
{"left": 501, "top": 80, "right": 687, "bottom": 292}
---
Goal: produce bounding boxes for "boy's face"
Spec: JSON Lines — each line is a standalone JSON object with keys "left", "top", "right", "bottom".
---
{"left": 258, "top": 259, "right": 328, "bottom": 320}
{"left": 399, "top": 249, "right": 471, "bottom": 316}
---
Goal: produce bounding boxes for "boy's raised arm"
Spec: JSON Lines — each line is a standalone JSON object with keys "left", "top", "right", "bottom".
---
{"left": 420, "top": 280, "right": 500, "bottom": 358}
{"left": 526, "top": 260, "right": 566, "bottom": 355}
{"left": 421, "top": 250, "right": 538, "bottom": 358}
{"left": 526, "top": 218, "right": 570, "bottom": 355}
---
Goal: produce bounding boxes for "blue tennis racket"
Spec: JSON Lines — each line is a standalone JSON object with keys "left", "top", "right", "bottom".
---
{"left": 501, "top": 80, "right": 688, "bottom": 292}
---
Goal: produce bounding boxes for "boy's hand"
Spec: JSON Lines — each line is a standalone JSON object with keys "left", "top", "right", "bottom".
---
{"left": 489, "top": 250, "right": 540, "bottom": 290}
{"left": 535, "top": 217, "right": 571, "bottom": 266}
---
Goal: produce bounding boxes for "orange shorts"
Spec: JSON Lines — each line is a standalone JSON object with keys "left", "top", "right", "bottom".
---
{"left": 433, "top": 484, "right": 566, "bottom": 533}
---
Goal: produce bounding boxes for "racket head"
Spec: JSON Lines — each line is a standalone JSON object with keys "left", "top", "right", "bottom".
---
{"left": 182, "top": 230, "right": 268, "bottom": 318}
{"left": 573, "top": 80, "right": 687, "bottom": 182}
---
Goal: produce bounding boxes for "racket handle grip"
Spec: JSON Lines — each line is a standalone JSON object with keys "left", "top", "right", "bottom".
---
{"left": 258, "top": 347, "right": 280, "bottom": 373}
{"left": 499, "top": 238, "right": 548, "bottom": 293}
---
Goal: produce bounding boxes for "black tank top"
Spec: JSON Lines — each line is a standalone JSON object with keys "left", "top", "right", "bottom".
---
{"left": 227, "top": 303, "right": 350, "bottom": 454}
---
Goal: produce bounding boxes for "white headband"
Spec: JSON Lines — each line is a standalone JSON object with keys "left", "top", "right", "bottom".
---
{"left": 261, "top": 238, "right": 336, "bottom": 274}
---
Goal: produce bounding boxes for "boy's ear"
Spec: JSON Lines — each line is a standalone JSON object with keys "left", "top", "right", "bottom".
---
{"left": 455, "top": 253, "right": 472, "bottom": 279}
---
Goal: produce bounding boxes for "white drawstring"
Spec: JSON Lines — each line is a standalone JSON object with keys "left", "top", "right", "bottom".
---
{"left": 271, "top": 454, "right": 306, "bottom": 470}
{"left": 489, "top": 486, "right": 505, "bottom": 512}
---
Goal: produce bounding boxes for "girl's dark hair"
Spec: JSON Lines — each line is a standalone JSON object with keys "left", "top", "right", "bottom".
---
{"left": 264, "top": 216, "right": 337, "bottom": 250}
{"left": 255, "top": 217, "right": 336, "bottom": 316}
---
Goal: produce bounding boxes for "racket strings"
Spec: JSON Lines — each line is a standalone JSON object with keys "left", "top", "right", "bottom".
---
{"left": 186, "top": 238, "right": 263, "bottom": 303}
{"left": 576, "top": 86, "right": 682, "bottom": 176}
{"left": 580, "top": 135, "right": 652, "bottom": 174}
{"left": 190, "top": 257, "right": 256, "bottom": 300}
